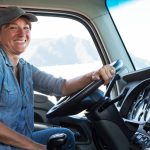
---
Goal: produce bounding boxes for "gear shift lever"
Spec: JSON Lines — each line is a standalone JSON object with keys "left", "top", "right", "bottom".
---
{"left": 47, "top": 133, "right": 67, "bottom": 150}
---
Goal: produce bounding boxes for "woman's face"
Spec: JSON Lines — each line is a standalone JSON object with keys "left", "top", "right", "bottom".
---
{"left": 0, "top": 17, "right": 31, "bottom": 55}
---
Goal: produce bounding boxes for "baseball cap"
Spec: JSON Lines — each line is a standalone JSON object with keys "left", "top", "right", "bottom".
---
{"left": 0, "top": 6, "right": 38, "bottom": 27}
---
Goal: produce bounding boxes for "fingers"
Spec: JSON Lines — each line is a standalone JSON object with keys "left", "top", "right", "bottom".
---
{"left": 92, "top": 65, "right": 116, "bottom": 85}
{"left": 101, "top": 65, "right": 116, "bottom": 84}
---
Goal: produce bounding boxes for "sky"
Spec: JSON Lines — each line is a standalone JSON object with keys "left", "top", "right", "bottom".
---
{"left": 108, "top": 0, "right": 150, "bottom": 68}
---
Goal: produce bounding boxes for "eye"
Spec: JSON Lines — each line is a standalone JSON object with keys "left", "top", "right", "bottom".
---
{"left": 24, "top": 25, "right": 30, "bottom": 31}
{"left": 9, "top": 25, "right": 18, "bottom": 31}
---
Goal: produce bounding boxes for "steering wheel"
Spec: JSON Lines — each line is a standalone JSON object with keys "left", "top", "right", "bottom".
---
{"left": 46, "top": 60, "right": 123, "bottom": 119}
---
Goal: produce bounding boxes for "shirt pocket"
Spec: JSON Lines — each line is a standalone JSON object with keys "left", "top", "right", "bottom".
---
{"left": 0, "top": 83, "right": 18, "bottom": 107}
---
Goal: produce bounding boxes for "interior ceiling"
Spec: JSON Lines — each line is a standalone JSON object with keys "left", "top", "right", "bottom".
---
{"left": 0, "top": 0, "right": 107, "bottom": 19}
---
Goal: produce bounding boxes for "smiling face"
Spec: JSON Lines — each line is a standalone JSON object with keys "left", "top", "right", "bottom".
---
{"left": 0, "top": 17, "right": 31, "bottom": 55}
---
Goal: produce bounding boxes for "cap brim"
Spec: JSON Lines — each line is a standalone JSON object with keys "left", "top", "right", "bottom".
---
{"left": 21, "top": 13, "right": 38, "bottom": 22}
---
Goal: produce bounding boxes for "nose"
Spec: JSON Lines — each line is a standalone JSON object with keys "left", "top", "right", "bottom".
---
{"left": 17, "top": 27, "right": 26, "bottom": 36}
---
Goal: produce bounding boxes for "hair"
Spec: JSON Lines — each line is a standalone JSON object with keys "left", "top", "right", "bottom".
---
{"left": 20, "top": 16, "right": 32, "bottom": 29}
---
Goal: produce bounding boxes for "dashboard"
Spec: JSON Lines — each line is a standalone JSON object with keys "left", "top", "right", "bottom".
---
{"left": 128, "top": 84, "right": 150, "bottom": 123}
{"left": 118, "top": 68, "right": 150, "bottom": 149}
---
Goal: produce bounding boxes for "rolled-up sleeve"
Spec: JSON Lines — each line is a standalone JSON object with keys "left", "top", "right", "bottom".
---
{"left": 31, "top": 65, "right": 65, "bottom": 97}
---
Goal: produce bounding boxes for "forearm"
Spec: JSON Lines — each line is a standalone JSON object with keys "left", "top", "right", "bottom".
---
{"left": 0, "top": 122, "right": 46, "bottom": 150}
{"left": 62, "top": 65, "right": 116, "bottom": 96}
{"left": 62, "top": 71, "right": 93, "bottom": 96}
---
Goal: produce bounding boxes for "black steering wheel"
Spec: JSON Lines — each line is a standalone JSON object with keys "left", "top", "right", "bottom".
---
{"left": 46, "top": 60, "right": 123, "bottom": 119}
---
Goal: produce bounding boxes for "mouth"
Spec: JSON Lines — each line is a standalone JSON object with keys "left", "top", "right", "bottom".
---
{"left": 14, "top": 39, "right": 26, "bottom": 43}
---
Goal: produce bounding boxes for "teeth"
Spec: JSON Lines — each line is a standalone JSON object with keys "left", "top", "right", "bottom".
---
{"left": 15, "top": 40, "right": 25, "bottom": 43}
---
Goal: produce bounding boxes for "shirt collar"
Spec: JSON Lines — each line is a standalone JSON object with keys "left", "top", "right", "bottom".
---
{"left": 0, "top": 47, "right": 26, "bottom": 67}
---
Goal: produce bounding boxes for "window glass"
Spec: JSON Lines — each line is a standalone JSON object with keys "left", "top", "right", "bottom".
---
{"left": 22, "top": 16, "right": 104, "bottom": 103}
{"left": 106, "top": 0, "right": 150, "bottom": 70}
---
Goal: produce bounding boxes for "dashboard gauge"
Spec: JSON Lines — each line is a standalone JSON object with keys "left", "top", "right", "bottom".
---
{"left": 128, "top": 85, "right": 150, "bottom": 122}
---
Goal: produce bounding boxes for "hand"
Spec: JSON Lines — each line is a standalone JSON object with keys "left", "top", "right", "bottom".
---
{"left": 36, "top": 144, "right": 46, "bottom": 150}
{"left": 92, "top": 64, "right": 116, "bottom": 85}
{"left": 28, "top": 142, "right": 46, "bottom": 150}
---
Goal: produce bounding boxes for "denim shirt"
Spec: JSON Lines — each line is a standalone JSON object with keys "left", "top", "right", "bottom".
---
{"left": 0, "top": 48, "right": 65, "bottom": 149}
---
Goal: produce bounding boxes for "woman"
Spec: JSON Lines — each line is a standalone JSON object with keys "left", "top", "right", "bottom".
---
{"left": 0, "top": 6, "right": 115, "bottom": 150}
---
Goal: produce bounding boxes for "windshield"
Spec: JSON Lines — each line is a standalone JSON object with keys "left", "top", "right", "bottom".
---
{"left": 106, "top": 0, "right": 150, "bottom": 70}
